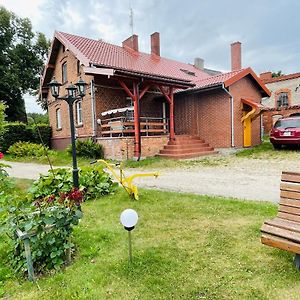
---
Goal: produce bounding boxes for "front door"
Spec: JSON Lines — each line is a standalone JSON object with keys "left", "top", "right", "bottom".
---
{"left": 243, "top": 111, "right": 252, "bottom": 147}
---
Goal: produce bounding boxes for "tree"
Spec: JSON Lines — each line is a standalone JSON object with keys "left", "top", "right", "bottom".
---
{"left": 27, "top": 112, "right": 49, "bottom": 125}
{"left": 0, "top": 6, "right": 50, "bottom": 122}
{"left": 272, "top": 71, "right": 284, "bottom": 78}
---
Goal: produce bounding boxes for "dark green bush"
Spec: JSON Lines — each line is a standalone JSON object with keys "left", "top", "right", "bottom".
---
{"left": 67, "top": 139, "right": 104, "bottom": 159}
{"left": 8, "top": 142, "right": 50, "bottom": 157}
{"left": 0, "top": 122, "right": 52, "bottom": 152}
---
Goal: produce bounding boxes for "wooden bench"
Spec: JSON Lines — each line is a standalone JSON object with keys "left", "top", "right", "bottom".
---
{"left": 261, "top": 171, "right": 300, "bottom": 268}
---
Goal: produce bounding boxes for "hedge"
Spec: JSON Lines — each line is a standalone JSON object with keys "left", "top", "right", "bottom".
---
{"left": 0, "top": 122, "right": 52, "bottom": 152}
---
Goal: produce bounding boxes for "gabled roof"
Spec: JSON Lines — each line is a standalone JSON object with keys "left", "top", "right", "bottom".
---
{"left": 183, "top": 67, "right": 270, "bottom": 97}
{"left": 262, "top": 72, "right": 300, "bottom": 84}
{"left": 42, "top": 31, "right": 210, "bottom": 88}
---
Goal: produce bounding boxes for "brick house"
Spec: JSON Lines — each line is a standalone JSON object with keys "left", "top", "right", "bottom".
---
{"left": 40, "top": 31, "right": 270, "bottom": 159}
{"left": 260, "top": 72, "right": 300, "bottom": 133}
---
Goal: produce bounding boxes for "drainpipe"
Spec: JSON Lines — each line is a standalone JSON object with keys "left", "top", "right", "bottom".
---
{"left": 90, "top": 80, "right": 97, "bottom": 140}
{"left": 222, "top": 84, "right": 235, "bottom": 147}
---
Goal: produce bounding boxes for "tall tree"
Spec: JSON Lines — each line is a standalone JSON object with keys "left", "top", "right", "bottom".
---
{"left": 0, "top": 6, "right": 50, "bottom": 122}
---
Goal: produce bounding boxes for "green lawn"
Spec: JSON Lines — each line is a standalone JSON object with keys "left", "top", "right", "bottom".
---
{"left": 1, "top": 188, "right": 300, "bottom": 299}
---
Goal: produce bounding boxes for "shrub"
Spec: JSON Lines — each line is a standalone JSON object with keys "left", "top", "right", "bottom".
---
{"left": 67, "top": 139, "right": 104, "bottom": 159}
{"left": 0, "top": 122, "right": 52, "bottom": 152}
{"left": 29, "top": 166, "right": 117, "bottom": 202}
{"left": 8, "top": 142, "right": 49, "bottom": 157}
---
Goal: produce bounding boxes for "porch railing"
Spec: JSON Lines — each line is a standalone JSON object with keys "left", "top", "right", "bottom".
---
{"left": 99, "top": 116, "right": 169, "bottom": 137}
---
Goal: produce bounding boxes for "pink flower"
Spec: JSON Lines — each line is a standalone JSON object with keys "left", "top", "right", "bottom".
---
{"left": 0, "top": 152, "right": 3, "bottom": 159}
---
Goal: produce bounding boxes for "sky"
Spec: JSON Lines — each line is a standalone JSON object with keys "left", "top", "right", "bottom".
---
{"left": 1, "top": 0, "right": 300, "bottom": 113}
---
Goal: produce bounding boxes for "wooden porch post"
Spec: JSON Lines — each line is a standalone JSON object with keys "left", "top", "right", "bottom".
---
{"left": 157, "top": 86, "right": 175, "bottom": 141}
{"left": 169, "top": 88, "right": 175, "bottom": 141}
{"left": 133, "top": 82, "right": 141, "bottom": 158}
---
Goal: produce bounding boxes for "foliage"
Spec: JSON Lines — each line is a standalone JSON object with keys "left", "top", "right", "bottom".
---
{"left": 29, "top": 166, "right": 116, "bottom": 202}
{"left": 272, "top": 70, "right": 284, "bottom": 78}
{"left": 0, "top": 151, "right": 10, "bottom": 177}
{"left": 27, "top": 113, "right": 49, "bottom": 125}
{"left": 7, "top": 141, "right": 50, "bottom": 157}
{"left": 5, "top": 191, "right": 84, "bottom": 274}
{"left": 67, "top": 139, "right": 104, "bottom": 159}
{"left": 0, "top": 7, "right": 50, "bottom": 121}
{"left": 0, "top": 122, "right": 52, "bottom": 152}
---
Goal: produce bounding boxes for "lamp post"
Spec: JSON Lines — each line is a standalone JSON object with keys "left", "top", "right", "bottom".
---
{"left": 48, "top": 77, "right": 87, "bottom": 188}
{"left": 120, "top": 209, "right": 139, "bottom": 263}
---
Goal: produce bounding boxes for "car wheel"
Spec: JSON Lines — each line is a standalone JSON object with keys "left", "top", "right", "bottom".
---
{"left": 273, "top": 144, "right": 282, "bottom": 150}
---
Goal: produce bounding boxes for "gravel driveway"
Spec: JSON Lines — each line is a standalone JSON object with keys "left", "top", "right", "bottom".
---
{"left": 4, "top": 157, "right": 299, "bottom": 203}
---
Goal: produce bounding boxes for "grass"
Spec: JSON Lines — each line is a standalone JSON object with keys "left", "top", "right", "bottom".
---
{"left": 236, "top": 136, "right": 300, "bottom": 160}
{"left": 1, "top": 187, "right": 300, "bottom": 299}
{"left": 4, "top": 150, "right": 92, "bottom": 166}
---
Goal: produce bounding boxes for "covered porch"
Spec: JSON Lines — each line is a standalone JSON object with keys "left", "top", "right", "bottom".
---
{"left": 84, "top": 66, "right": 194, "bottom": 159}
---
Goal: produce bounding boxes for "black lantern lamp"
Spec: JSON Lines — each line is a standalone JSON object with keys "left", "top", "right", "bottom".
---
{"left": 48, "top": 77, "right": 61, "bottom": 98}
{"left": 48, "top": 76, "right": 87, "bottom": 188}
{"left": 75, "top": 77, "right": 87, "bottom": 97}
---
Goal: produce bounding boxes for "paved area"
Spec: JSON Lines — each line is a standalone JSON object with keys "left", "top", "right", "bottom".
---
{"left": 4, "top": 157, "right": 300, "bottom": 203}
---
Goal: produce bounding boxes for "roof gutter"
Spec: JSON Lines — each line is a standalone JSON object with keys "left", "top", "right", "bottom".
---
{"left": 221, "top": 84, "right": 235, "bottom": 147}
{"left": 176, "top": 83, "right": 223, "bottom": 95}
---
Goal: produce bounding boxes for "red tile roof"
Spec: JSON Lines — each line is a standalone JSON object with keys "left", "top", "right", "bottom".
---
{"left": 262, "top": 72, "right": 300, "bottom": 84}
{"left": 55, "top": 31, "right": 210, "bottom": 83}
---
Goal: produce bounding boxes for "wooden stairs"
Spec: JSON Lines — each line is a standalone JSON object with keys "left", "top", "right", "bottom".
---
{"left": 157, "top": 135, "right": 218, "bottom": 159}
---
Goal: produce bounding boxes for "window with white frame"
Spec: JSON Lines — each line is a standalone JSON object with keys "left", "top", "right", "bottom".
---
{"left": 76, "top": 100, "right": 83, "bottom": 125}
{"left": 277, "top": 92, "right": 289, "bottom": 108}
{"left": 56, "top": 108, "right": 62, "bottom": 129}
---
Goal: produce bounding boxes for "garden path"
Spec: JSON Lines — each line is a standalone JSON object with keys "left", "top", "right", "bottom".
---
{"left": 4, "top": 157, "right": 300, "bottom": 203}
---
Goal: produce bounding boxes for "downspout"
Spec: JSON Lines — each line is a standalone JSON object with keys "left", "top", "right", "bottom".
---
{"left": 222, "top": 84, "right": 235, "bottom": 147}
{"left": 90, "top": 80, "right": 97, "bottom": 140}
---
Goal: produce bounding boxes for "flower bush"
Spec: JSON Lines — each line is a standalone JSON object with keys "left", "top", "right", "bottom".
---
{"left": 1, "top": 165, "right": 117, "bottom": 276}
{"left": 0, "top": 151, "right": 10, "bottom": 177}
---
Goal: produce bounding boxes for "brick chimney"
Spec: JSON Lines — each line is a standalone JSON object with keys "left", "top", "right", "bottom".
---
{"left": 151, "top": 32, "right": 160, "bottom": 56}
{"left": 260, "top": 72, "right": 272, "bottom": 81}
{"left": 194, "top": 57, "right": 204, "bottom": 70}
{"left": 231, "top": 41, "right": 241, "bottom": 71}
{"left": 122, "top": 34, "right": 139, "bottom": 52}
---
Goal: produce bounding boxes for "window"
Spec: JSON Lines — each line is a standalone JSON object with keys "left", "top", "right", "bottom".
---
{"left": 56, "top": 108, "right": 62, "bottom": 129}
{"left": 277, "top": 92, "right": 289, "bottom": 108}
{"left": 62, "top": 62, "right": 67, "bottom": 83}
{"left": 75, "top": 100, "right": 83, "bottom": 125}
{"left": 77, "top": 60, "right": 81, "bottom": 75}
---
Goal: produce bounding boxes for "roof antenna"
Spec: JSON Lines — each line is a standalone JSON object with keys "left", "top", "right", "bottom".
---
{"left": 129, "top": 0, "right": 134, "bottom": 42}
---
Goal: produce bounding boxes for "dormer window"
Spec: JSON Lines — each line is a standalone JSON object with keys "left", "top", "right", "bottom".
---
{"left": 62, "top": 62, "right": 67, "bottom": 83}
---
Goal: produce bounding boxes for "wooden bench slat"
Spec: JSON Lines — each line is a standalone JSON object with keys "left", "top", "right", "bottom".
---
{"left": 280, "top": 190, "right": 300, "bottom": 200}
{"left": 280, "top": 198, "right": 300, "bottom": 208}
{"left": 279, "top": 205, "right": 300, "bottom": 216}
{"left": 278, "top": 212, "right": 300, "bottom": 223}
{"left": 264, "top": 218, "right": 300, "bottom": 233}
{"left": 282, "top": 173, "right": 300, "bottom": 184}
{"left": 261, "top": 233, "right": 300, "bottom": 254}
{"left": 261, "top": 224, "right": 300, "bottom": 243}
{"left": 280, "top": 182, "right": 300, "bottom": 193}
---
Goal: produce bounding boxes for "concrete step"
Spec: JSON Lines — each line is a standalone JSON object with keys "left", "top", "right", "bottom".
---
{"left": 157, "top": 150, "right": 218, "bottom": 159}
{"left": 168, "top": 139, "right": 205, "bottom": 145}
{"left": 160, "top": 147, "right": 214, "bottom": 155}
{"left": 164, "top": 143, "right": 209, "bottom": 150}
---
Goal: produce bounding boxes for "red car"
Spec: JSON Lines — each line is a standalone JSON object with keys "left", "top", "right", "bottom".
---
{"left": 270, "top": 116, "right": 300, "bottom": 149}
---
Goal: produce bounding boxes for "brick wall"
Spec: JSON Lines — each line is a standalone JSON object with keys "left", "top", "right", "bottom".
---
{"left": 229, "top": 76, "right": 262, "bottom": 147}
{"left": 263, "top": 106, "right": 300, "bottom": 133}
{"left": 97, "top": 136, "right": 168, "bottom": 160}
{"left": 175, "top": 89, "right": 232, "bottom": 148}
{"left": 175, "top": 75, "right": 263, "bottom": 148}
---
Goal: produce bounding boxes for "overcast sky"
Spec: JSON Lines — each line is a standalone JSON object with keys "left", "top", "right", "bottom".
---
{"left": 1, "top": 0, "right": 300, "bottom": 113}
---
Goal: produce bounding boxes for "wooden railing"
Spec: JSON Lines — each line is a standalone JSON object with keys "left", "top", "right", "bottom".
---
{"left": 100, "top": 116, "right": 169, "bottom": 137}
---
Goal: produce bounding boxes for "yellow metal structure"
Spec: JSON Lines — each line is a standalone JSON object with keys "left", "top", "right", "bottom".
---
{"left": 94, "top": 159, "right": 159, "bottom": 200}
{"left": 241, "top": 107, "right": 256, "bottom": 147}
